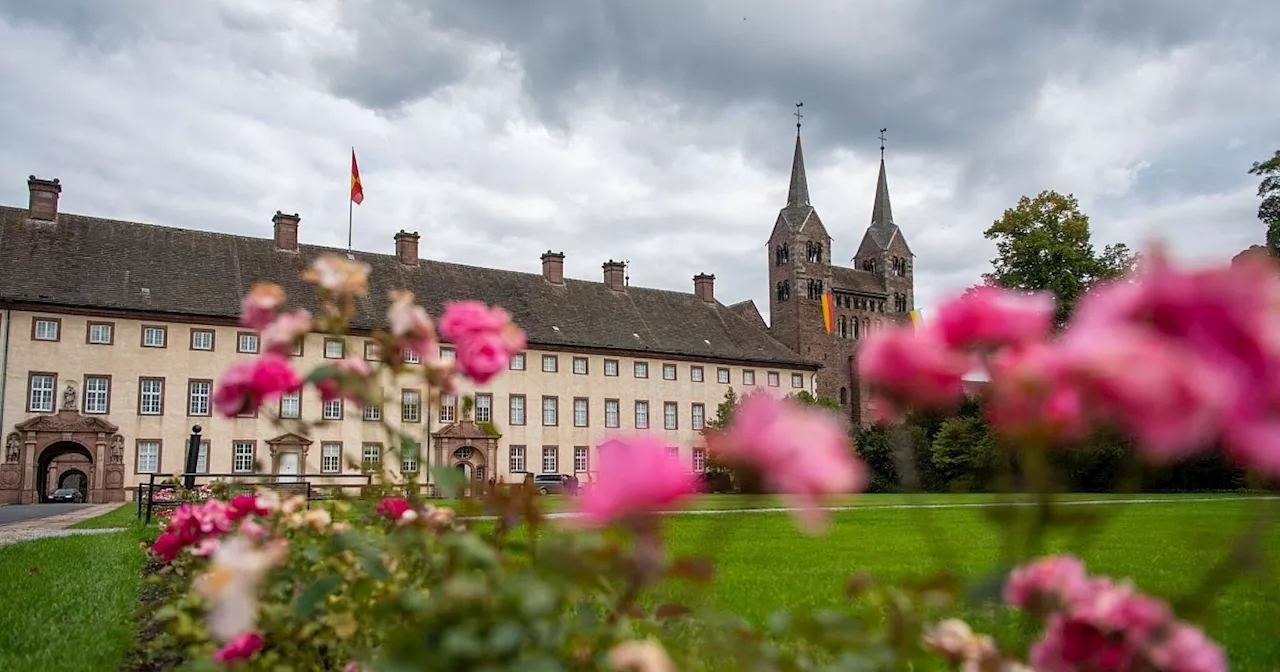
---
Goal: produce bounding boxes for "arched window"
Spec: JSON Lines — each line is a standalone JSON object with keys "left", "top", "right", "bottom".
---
{"left": 782, "top": 280, "right": 790, "bottom": 300}
{"left": 853, "top": 318, "right": 861, "bottom": 339}
{"left": 839, "top": 387, "right": 848, "bottom": 405}
{"left": 837, "top": 316, "right": 848, "bottom": 338}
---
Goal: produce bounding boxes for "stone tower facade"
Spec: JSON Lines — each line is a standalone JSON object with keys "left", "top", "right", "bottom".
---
{"left": 766, "top": 131, "right": 915, "bottom": 424}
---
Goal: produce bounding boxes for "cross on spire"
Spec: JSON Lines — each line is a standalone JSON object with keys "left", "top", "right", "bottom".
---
{"left": 794, "top": 102, "right": 804, "bottom": 135}
{"left": 878, "top": 127, "right": 887, "bottom": 159}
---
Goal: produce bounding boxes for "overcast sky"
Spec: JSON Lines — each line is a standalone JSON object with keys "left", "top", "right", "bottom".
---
{"left": 1, "top": 1, "right": 1276, "bottom": 322}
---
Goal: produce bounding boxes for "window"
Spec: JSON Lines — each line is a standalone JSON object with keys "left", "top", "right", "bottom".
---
{"left": 362, "top": 443, "right": 381, "bottom": 471}
{"left": 321, "top": 443, "right": 342, "bottom": 473}
{"left": 510, "top": 395, "right": 526, "bottom": 425}
{"left": 439, "top": 394, "right": 457, "bottom": 423}
{"left": 402, "top": 444, "right": 420, "bottom": 473}
{"left": 663, "top": 364, "right": 677, "bottom": 381}
{"left": 323, "top": 399, "right": 343, "bottom": 421}
{"left": 542, "top": 354, "right": 558, "bottom": 373}
{"left": 743, "top": 370, "right": 756, "bottom": 386}
{"left": 509, "top": 445, "right": 526, "bottom": 473}
{"left": 664, "top": 402, "right": 678, "bottom": 430}
{"left": 604, "top": 359, "right": 619, "bottom": 376}
{"left": 509, "top": 353, "right": 526, "bottom": 370}
{"left": 635, "top": 401, "right": 649, "bottom": 429}
{"left": 291, "top": 340, "right": 304, "bottom": 357}
{"left": 401, "top": 390, "right": 421, "bottom": 423}
{"left": 363, "top": 404, "right": 381, "bottom": 421}
{"left": 692, "top": 403, "right": 705, "bottom": 431}
{"left": 605, "top": 399, "right": 620, "bottom": 428}
{"left": 191, "top": 329, "right": 214, "bottom": 351}
{"left": 237, "top": 332, "right": 259, "bottom": 354}
{"left": 32, "top": 318, "right": 60, "bottom": 341}
{"left": 195, "top": 440, "right": 209, "bottom": 474}
{"left": 136, "top": 440, "right": 160, "bottom": 474}
{"left": 142, "top": 325, "right": 167, "bottom": 348}
{"left": 474, "top": 394, "right": 492, "bottom": 423}
{"left": 691, "top": 366, "right": 704, "bottom": 383}
{"left": 365, "top": 342, "right": 381, "bottom": 361}
{"left": 139, "top": 378, "right": 164, "bottom": 415}
{"left": 402, "top": 348, "right": 420, "bottom": 364}
{"left": 573, "top": 398, "right": 588, "bottom": 427}
{"left": 83, "top": 376, "right": 110, "bottom": 414}
{"left": 542, "top": 396, "right": 558, "bottom": 426}
{"left": 542, "top": 446, "right": 558, "bottom": 473}
{"left": 792, "top": 373, "right": 804, "bottom": 389}
{"left": 28, "top": 373, "right": 55, "bottom": 412}
{"left": 768, "top": 371, "right": 780, "bottom": 387}
{"left": 572, "top": 357, "right": 589, "bottom": 375}
{"left": 439, "top": 346, "right": 455, "bottom": 362}
{"left": 693, "top": 448, "right": 706, "bottom": 472}
{"left": 574, "top": 446, "right": 589, "bottom": 473}
{"left": 666, "top": 446, "right": 679, "bottom": 460}
{"left": 840, "top": 387, "right": 848, "bottom": 405}
{"left": 233, "top": 442, "right": 255, "bottom": 473}
{"left": 324, "top": 338, "right": 345, "bottom": 359}
{"left": 634, "top": 362, "right": 648, "bottom": 378}
{"left": 280, "top": 391, "right": 301, "bottom": 419}
{"left": 187, "top": 380, "right": 212, "bottom": 416}
{"left": 717, "top": 368, "right": 730, "bottom": 384}
{"left": 87, "top": 322, "right": 114, "bottom": 345}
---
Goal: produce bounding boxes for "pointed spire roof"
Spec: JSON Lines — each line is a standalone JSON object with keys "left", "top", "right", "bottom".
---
{"left": 786, "top": 134, "right": 810, "bottom": 207}
{"left": 862, "top": 157, "right": 909, "bottom": 251}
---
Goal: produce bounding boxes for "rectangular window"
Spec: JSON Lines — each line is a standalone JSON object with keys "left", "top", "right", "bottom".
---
{"left": 509, "top": 353, "right": 526, "bottom": 370}
{"left": 402, "top": 443, "right": 420, "bottom": 473}
{"left": 323, "top": 399, "right": 343, "bottom": 421}
{"left": 139, "top": 378, "right": 164, "bottom": 415}
{"left": 743, "top": 370, "right": 756, "bottom": 386}
{"left": 190, "top": 329, "right": 214, "bottom": 351}
{"left": 28, "top": 373, "right": 55, "bottom": 412}
{"left": 439, "top": 394, "right": 457, "bottom": 423}
{"left": 604, "top": 359, "right": 619, "bottom": 376}
{"left": 291, "top": 339, "right": 304, "bottom": 357}
{"left": 666, "top": 446, "right": 679, "bottom": 460}
{"left": 572, "top": 357, "right": 589, "bottom": 375}
{"left": 87, "top": 322, "right": 114, "bottom": 345}
{"left": 573, "top": 398, "right": 588, "bottom": 427}
{"left": 187, "top": 380, "right": 212, "bottom": 416}
{"left": 663, "top": 364, "right": 677, "bottom": 381}
{"left": 634, "top": 361, "right": 649, "bottom": 378}
{"left": 605, "top": 399, "right": 620, "bottom": 428}
{"left": 542, "top": 396, "right": 558, "bottom": 426}
{"left": 324, "top": 338, "right": 345, "bottom": 359}
{"left": 279, "top": 391, "right": 301, "bottom": 419}
{"left": 542, "top": 446, "right": 558, "bottom": 473}
{"left": 233, "top": 442, "right": 255, "bottom": 473}
{"left": 510, "top": 395, "right": 526, "bottom": 425}
{"left": 196, "top": 440, "right": 209, "bottom": 474}
{"left": 32, "top": 318, "right": 60, "bottom": 341}
{"left": 474, "top": 394, "right": 493, "bottom": 423}
{"left": 363, "top": 404, "right": 381, "bottom": 421}
{"left": 509, "top": 445, "right": 526, "bottom": 472}
{"left": 542, "top": 354, "right": 558, "bottom": 373}
{"left": 83, "top": 376, "right": 110, "bottom": 414}
{"left": 691, "top": 366, "right": 704, "bottom": 382}
{"left": 364, "top": 342, "right": 381, "bottom": 361}
{"left": 439, "top": 346, "right": 455, "bottom": 362}
{"left": 142, "top": 325, "right": 167, "bottom": 348}
{"left": 321, "top": 443, "right": 342, "bottom": 474}
{"left": 768, "top": 371, "right": 780, "bottom": 387}
{"left": 717, "top": 368, "right": 730, "bottom": 384}
{"left": 362, "top": 443, "right": 381, "bottom": 471}
{"left": 237, "top": 332, "right": 259, "bottom": 354}
{"left": 635, "top": 401, "right": 649, "bottom": 429}
{"left": 692, "top": 403, "right": 705, "bottom": 431}
{"left": 136, "top": 440, "right": 160, "bottom": 474}
{"left": 664, "top": 402, "right": 678, "bottom": 430}
{"left": 402, "top": 347, "right": 420, "bottom": 364}
{"left": 792, "top": 373, "right": 804, "bottom": 389}
{"left": 401, "top": 390, "right": 421, "bottom": 423}
{"left": 693, "top": 447, "right": 706, "bottom": 472}
{"left": 574, "top": 446, "right": 589, "bottom": 473}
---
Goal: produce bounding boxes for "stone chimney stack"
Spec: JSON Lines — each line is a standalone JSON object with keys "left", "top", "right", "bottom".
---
{"left": 27, "top": 176, "right": 61, "bottom": 221}
{"left": 603, "top": 260, "right": 627, "bottom": 291}
{"left": 272, "top": 211, "right": 300, "bottom": 251}
{"left": 395, "top": 230, "right": 420, "bottom": 266}
{"left": 693, "top": 273, "right": 716, "bottom": 303}
{"left": 541, "top": 251, "right": 565, "bottom": 284}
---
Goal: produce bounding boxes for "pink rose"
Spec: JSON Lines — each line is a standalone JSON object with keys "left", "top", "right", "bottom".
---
{"left": 454, "top": 332, "right": 510, "bottom": 384}
{"left": 387, "top": 290, "right": 437, "bottom": 340}
{"left": 438, "top": 301, "right": 512, "bottom": 342}
{"left": 314, "top": 356, "right": 370, "bottom": 404}
{"left": 226, "top": 495, "right": 269, "bottom": 522}
{"left": 239, "top": 283, "right": 285, "bottom": 331}
{"left": 260, "top": 308, "right": 312, "bottom": 356}
{"left": 212, "top": 355, "right": 302, "bottom": 417}
{"left": 212, "top": 631, "right": 265, "bottom": 664}
{"left": 984, "top": 343, "right": 1086, "bottom": 445}
{"left": 575, "top": 435, "right": 696, "bottom": 525}
{"left": 375, "top": 498, "right": 414, "bottom": 521}
{"left": 1003, "top": 555, "right": 1089, "bottom": 614}
{"left": 858, "top": 325, "right": 970, "bottom": 419}
{"left": 935, "top": 286, "right": 1055, "bottom": 350}
{"left": 151, "top": 532, "right": 182, "bottom": 562}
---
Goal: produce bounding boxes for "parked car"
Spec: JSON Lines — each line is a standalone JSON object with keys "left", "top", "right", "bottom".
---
{"left": 532, "top": 474, "right": 579, "bottom": 495}
{"left": 49, "top": 488, "right": 84, "bottom": 503}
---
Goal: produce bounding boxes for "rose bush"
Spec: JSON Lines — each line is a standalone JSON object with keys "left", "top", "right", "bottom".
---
{"left": 132, "top": 251, "right": 1275, "bottom": 671}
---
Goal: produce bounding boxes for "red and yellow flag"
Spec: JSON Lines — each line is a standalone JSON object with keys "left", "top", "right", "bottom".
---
{"left": 821, "top": 290, "right": 835, "bottom": 334}
{"left": 350, "top": 148, "right": 364, "bottom": 205}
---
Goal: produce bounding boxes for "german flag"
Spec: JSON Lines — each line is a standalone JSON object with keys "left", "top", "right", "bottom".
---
{"left": 350, "top": 148, "right": 364, "bottom": 206}
{"left": 821, "top": 290, "right": 835, "bottom": 333}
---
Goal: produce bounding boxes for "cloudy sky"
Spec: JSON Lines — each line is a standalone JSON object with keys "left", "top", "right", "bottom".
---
{"left": 1, "top": 1, "right": 1276, "bottom": 321}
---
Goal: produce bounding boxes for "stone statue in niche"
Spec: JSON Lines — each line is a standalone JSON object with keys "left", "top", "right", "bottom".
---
{"left": 109, "top": 434, "right": 124, "bottom": 464}
{"left": 62, "top": 383, "right": 78, "bottom": 411}
{"left": 4, "top": 433, "right": 19, "bottom": 464}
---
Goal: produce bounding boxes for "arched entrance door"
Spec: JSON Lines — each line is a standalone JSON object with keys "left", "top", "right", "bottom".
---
{"left": 37, "top": 441, "right": 92, "bottom": 503}
{"left": 58, "top": 468, "right": 89, "bottom": 501}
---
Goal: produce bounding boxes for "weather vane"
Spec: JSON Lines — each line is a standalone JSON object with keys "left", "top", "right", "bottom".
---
{"left": 879, "top": 127, "right": 887, "bottom": 158}
{"left": 794, "top": 102, "right": 804, "bottom": 134}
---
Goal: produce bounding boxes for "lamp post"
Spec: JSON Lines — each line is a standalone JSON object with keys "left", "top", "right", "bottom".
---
{"left": 183, "top": 424, "right": 202, "bottom": 490}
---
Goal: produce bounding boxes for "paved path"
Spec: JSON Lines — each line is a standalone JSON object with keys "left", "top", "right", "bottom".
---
{"left": 0, "top": 504, "right": 123, "bottom": 547}
{"left": 0, "top": 503, "right": 95, "bottom": 525}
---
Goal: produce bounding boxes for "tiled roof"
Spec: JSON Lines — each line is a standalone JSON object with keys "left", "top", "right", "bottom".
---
{"left": 829, "top": 266, "right": 886, "bottom": 295}
{"left": 0, "top": 206, "right": 818, "bottom": 369}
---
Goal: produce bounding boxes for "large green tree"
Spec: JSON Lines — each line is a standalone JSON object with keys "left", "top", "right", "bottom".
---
{"left": 1248, "top": 150, "right": 1280, "bottom": 255}
{"left": 983, "top": 190, "right": 1135, "bottom": 325}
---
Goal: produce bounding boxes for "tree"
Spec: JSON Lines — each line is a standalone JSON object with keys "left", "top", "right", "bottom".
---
{"left": 930, "top": 416, "right": 998, "bottom": 492}
{"left": 789, "top": 390, "right": 840, "bottom": 412}
{"left": 983, "top": 190, "right": 1135, "bottom": 325}
{"left": 1248, "top": 150, "right": 1280, "bottom": 255}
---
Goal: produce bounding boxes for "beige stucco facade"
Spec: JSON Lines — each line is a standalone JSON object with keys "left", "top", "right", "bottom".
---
{"left": 0, "top": 309, "right": 816, "bottom": 502}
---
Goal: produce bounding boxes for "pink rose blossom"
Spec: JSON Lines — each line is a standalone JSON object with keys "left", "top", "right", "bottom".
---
{"left": 1147, "top": 624, "right": 1228, "bottom": 672}
{"left": 438, "top": 301, "right": 512, "bottom": 341}
{"left": 191, "top": 537, "right": 221, "bottom": 557}
{"left": 435, "top": 301, "right": 526, "bottom": 383}
{"left": 226, "top": 495, "right": 269, "bottom": 522}
{"left": 1003, "top": 554, "right": 1089, "bottom": 614}
{"left": 858, "top": 325, "right": 970, "bottom": 418}
{"left": 575, "top": 435, "right": 696, "bottom": 525}
{"left": 302, "top": 254, "right": 370, "bottom": 296}
{"left": 935, "top": 286, "right": 1055, "bottom": 350}
{"left": 239, "top": 283, "right": 284, "bottom": 331}
{"left": 314, "top": 356, "right": 371, "bottom": 404}
{"left": 375, "top": 498, "right": 414, "bottom": 521}
{"left": 213, "top": 355, "right": 302, "bottom": 417}
{"left": 151, "top": 532, "right": 182, "bottom": 562}
{"left": 985, "top": 344, "right": 1086, "bottom": 444}
{"left": 260, "top": 308, "right": 312, "bottom": 356}
{"left": 387, "top": 290, "right": 437, "bottom": 340}
{"left": 454, "top": 332, "right": 509, "bottom": 384}
{"left": 212, "top": 631, "right": 265, "bottom": 664}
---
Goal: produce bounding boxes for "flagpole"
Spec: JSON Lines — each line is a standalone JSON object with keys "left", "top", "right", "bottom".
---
{"left": 347, "top": 146, "right": 354, "bottom": 258}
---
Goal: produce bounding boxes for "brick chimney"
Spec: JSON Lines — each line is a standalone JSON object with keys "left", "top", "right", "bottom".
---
{"left": 603, "top": 260, "right": 627, "bottom": 291}
{"left": 541, "top": 251, "right": 565, "bottom": 284}
{"left": 27, "top": 176, "right": 61, "bottom": 221}
{"left": 693, "top": 273, "right": 715, "bottom": 303}
{"left": 272, "top": 211, "right": 300, "bottom": 251}
{"left": 395, "top": 230, "right": 420, "bottom": 265}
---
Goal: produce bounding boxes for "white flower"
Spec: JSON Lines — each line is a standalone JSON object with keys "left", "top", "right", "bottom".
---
{"left": 194, "top": 536, "right": 288, "bottom": 642}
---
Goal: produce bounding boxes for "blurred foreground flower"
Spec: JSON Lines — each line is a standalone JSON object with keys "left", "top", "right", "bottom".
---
{"left": 574, "top": 435, "right": 696, "bottom": 525}
{"left": 303, "top": 254, "right": 370, "bottom": 297}
{"left": 212, "top": 355, "right": 302, "bottom": 417}
{"left": 194, "top": 535, "right": 289, "bottom": 642}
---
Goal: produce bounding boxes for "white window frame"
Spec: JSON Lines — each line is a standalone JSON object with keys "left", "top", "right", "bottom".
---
{"left": 238, "top": 333, "right": 259, "bottom": 354}
{"left": 280, "top": 391, "right": 301, "bottom": 419}
{"left": 321, "top": 443, "right": 342, "bottom": 474}
{"left": 693, "top": 448, "right": 706, "bottom": 472}
{"left": 663, "top": 364, "right": 677, "bottom": 380}
{"left": 604, "top": 359, "right": 619, "bottom": 376}
{"left": 692, "top": 403, "right": 705, "bottom": 431}
{"left": 792, "top": 373, "right": 804, "bottom": 389}
{"left": 509, "top": 353, "right": 526, "bottom": 370}
{"left": 574, "top": 446, "right": 589, "bottom": 473}
{"left": 542, "top": 354, "right": 558, "bottom": 373}
{"left": 439, "top": 394, "right": 457, "bottom": 423}
{"left": 510, "top": 395, "right": 525, "bottom": 425}
{"left": 542, "top": 446, "right": 558, "bottom": 473}
{"left": 664, "top": 402, "right": 678, "bottom": 430}
{"left": 768, "top": 371, "right": 780, "bottom": 387}
{"left": 33, "top": 319, "right": 58, "bottom": 341}
{"left": 324, "top": 339, "right": 345, "bottom": 359}
{"left": 717, "top": 368, "right": 730, "bottom": 384}
{"left": 362, "top": 443, "right": 381, "bottom": 469}
{"left": 635, "top": 401, "right": 649, "bottom": 429}
{"left": 509, "top": 445, "right": 526, "bottom": 473}
{"left": 572, "top": 357, "right": 588, "bottom": 375}
{"left": 323, "top": 399, "right": 343, "bottom": 421}
{"left": 188, "top": 380, "right": 211, "bottom": 416}
{"left": 402, "top": 390, "right": 421, "bottom": 423}
{"left": 88, "top": 323, "right": 113, "bottom": 345}
{"left": 29, "top": 374, "right": 55, "bottom": 412}
{"left": 634, "top": 361, "right": 648, "bottom": 378}
{"left": 139, "top": 379, "right": 164, "bottom": 416}
{"left": 691, "top": 366, "right": 704, "bottom": 382}
{"left": 233, "top": 442, "right": 254, "bottom": 473}
{"left": 542, "top": 397, "right": 558, "bottom": 426}
{"left": 474, "top": 394, "right": 492, "bottom": 423}
{"left": 573, "top": 398, "right": 588, "bottom": 427}
{"left": 191, "top": 329, "right": 214, "bottom": 351}
{"left": 136, "top": 441, "right": 160, "bottom": 473}
{"left": 83, "top": 376, "right": 109, "bottom": 414}
{"left": 142, "top": 326, "right": 166, "bottom": 348}
{"left": 605, "top": 399, "right": 619, "bottom": 428}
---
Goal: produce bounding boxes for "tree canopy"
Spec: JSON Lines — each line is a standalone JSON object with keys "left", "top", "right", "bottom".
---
{"left": 1248, "top": 150, "right": 1280, "bottom": 255}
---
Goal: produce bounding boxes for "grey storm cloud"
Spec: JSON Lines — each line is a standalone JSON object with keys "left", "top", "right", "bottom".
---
{"left": 0, "top": 0, "right": 1276, "bottom": 323}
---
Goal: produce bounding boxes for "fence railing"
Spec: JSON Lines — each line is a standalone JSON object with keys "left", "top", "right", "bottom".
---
{"left": 135, "top": 472, "right": 375, "bottom": 525}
